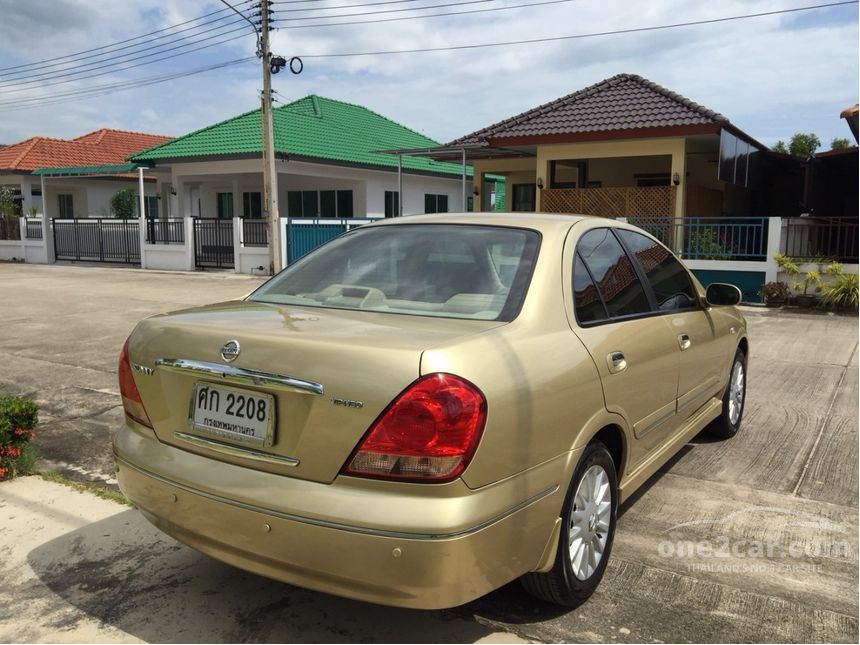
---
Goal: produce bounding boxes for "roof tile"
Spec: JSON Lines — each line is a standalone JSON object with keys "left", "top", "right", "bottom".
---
{"left": 448, "top": 73, "right": 729, "bottom": 145}
{"left": 0, "top": 129, "right": 171, "bottom": 172}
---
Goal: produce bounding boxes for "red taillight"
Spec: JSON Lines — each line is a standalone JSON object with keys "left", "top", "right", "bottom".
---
{"left": 343, "top": 373, "right": 487, "bottom": 482}
{"left": 118, "top": 338, "right": 153, "bottom": 428}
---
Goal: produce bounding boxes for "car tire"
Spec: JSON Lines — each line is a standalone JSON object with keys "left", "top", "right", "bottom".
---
{"left": 707, "top": 347, "right": 747, "bottom": 439}
{"left": 521, "top": 441, "right": 618, "bottom": 606}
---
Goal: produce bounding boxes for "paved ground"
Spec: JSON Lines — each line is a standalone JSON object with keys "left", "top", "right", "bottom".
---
{"left": 0, "top": 263, "right": 857, "bottom": 643}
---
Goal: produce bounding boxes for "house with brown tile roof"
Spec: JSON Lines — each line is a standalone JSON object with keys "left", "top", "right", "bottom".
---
{"left": 441, "top": 74, "right": 802, "bottom": 225}
{"left": 0, "top": 128, "right": 170, "bottom": 218}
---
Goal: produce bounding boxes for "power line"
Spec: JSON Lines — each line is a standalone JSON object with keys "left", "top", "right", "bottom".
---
{"left": 275, "top": 0, "right": 501, "bottom": 21}
{"left": 0, "top": 18, "right": 252, "bottom": 86}
{"left": 272, "top": 0, "right": 434, "bottom": 11}
{"left": 274, "top": 0, "right": 576, "bottom": 28}
{"left": 0, "top": 2, "right": 254, "bottom": 75}
{"left": 296, "top": 1, "right": 858, "bottom": 56}
{"left": 218, "top": 0, "right": 261, "bottom": 34}
{"left": 0, "top": 58, "right": 257, "bottom": 112}
{"left": 0, "top": 24, "right": 252, "bottom": 93}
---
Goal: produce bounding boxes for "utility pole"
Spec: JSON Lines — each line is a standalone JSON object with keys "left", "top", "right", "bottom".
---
{"left": 259, "top": 0, "right": 282, "bottom": 274}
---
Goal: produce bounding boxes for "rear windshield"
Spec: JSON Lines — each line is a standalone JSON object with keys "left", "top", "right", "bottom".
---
{"left": 249, "top": 224, "right": 540, "bottom": 321}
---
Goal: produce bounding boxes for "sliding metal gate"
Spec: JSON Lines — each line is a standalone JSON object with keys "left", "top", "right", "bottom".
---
{"left": 52, "top": 218, "right": 140, "bottom": 264}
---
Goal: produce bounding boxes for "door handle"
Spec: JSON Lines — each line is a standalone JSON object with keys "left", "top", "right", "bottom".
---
{"left": 606, "top": 351, "right": 627, "bottom": 374}
{"left": 678, "top": 333, "right": 691, "bottom": 351}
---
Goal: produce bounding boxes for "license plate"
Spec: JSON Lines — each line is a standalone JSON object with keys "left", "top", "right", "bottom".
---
{"left": 190, "top": 383, "right": 275, "bottom": 447}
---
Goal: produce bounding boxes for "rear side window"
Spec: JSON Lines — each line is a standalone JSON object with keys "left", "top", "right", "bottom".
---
{"left": 576, "top": 228, "right": 651, "bottom": 319}
{"left": 616, "top": 230, "right": 697, "bottom": 311}
{"left": 573, "top": 254, "right": 608, "bottom": 323}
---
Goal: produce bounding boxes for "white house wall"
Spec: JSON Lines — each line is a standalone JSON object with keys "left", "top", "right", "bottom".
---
{"left": 167, "top": 158, "right": 470, "bottom": 218}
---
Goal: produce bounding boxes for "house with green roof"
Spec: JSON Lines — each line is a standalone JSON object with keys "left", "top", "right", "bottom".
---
{"left": 131, "top": 95, "right": 474, "bottom": 223}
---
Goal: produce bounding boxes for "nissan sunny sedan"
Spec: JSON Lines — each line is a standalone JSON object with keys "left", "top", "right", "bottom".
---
{"left": 114, "top": 213, "right": 748, "bottom": 609}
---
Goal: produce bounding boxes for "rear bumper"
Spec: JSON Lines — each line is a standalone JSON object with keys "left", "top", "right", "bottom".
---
{"left": 114, "top": 423, "right": 569, "bottom": 609}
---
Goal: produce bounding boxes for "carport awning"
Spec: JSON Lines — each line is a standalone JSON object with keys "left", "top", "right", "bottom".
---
{"left": 32, "top": 162, "right": 154, "bottom": 177}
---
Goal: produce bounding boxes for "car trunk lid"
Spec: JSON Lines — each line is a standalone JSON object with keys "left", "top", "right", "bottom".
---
{"left": 128, "top": 300, "right": 501, "bottom": 483}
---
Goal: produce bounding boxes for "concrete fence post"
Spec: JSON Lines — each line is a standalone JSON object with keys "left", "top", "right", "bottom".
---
{"left": 233, "top": 217, "right": 242, "bottom": 274}
{"left": 138, "top": 215, "right": 148, "bottom": 270}
{"left": 185, "top": 217, "right": 195, "bottom": 271}
{"left": 764, "top": 217, "right": 782, "bottom": 284}
{"left": 42, "top": 212, "right": 55, "bottom": 264}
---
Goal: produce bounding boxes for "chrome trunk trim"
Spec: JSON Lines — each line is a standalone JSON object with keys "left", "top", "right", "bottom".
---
{"left": 155, "top": 358, "right": 324, "bottom": 395}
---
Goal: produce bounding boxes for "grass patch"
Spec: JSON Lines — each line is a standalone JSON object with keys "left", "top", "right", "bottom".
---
{"left": 35, "top": 469, "right": 132, "bottom": 506}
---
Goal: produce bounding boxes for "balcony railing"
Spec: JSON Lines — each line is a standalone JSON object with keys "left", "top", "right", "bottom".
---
{"left": 626, "top": 216, "right": 768, "bottom": 260}
{"left": 541, "top": 186, "right": 676, "bottom": 218}
{"left": 242, "top": 218, "right": 268, "bottom": 247}
{"left": 781, "top": 217, "right": 858, "bottom": 264}
{"left": 25, "top": 218, "right": 43, "bottom": 240}
{"left": 145, "top": 218, "right": 185, "bottom": 245}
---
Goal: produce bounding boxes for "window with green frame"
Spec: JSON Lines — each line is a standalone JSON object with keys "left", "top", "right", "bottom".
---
{"left": 216, "top": 192, "right": 233, "bottom": 218}
{"left": 243, "top": 191, "right": 262, "bottom": 218}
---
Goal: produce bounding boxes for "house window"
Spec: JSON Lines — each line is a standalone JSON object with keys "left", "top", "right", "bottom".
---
{"left": 287, "top": 190, "right": 353, "bottom": 217}
{"left": 216, "top": 192, "right": 233, "bottom": 218}
{"left": 243, "top": 192, "right": 262, "bottom": 218}
{"left": 384, "top": 191, "right": 399, "bottom": 218}
{"left": 138, "top": 196, "right": 158, "bottom": 218}
{"left": 512, "top": 184, "right": 536, "bottom": 212}
{"left": 58, "top": 194, "right": 74, "bottom": 218}
{"left": 424, "top": 194, "right": 448, "bottom": 214}
{"left": 551, "top": 160, "right": 586, "bottom": 188}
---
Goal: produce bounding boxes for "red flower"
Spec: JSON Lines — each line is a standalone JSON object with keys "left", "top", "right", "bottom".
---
{"left": 0, "top": 467, "right": 6, "bottom": 478}
{"left": 0, "top": 447, "right": 4, "bottom": 456}
{"left": 14, "top": 427, "right": 24, "bottom": 436}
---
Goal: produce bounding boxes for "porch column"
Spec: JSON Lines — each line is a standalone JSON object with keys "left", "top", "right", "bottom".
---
{"left": 20, "top": 181, "right": 32, "bottom": 216}
{"left": 40, "top": 175, "right": 55, "bottom": 263}
{"left": 670, "top": 142, "right": 687, "bottom": 254}
{"left": 461, "top": 148, "right": 466, "bottom": 212}
{"left": 138, "top": 167, "right": 148, "bottom": 269}
{"left": 397, "top": 154, "right": 403, "bottom": 216}
{"left": 40, "top": 175, "right": 48, "bottom": 217}
{"left": 231, "top": 178, "right": 242, "bottom": 220}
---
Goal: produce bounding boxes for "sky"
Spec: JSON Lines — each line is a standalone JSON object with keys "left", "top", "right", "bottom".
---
{"left": 0, "top": 0, "right": 857, "bottom": 150}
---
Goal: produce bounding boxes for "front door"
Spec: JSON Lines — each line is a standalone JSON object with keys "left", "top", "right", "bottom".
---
{"left": 512, "top": 184, "right": 536, "bottom": 212}
{"left": 614, "top": 229, "right": 725, "bottom": 419}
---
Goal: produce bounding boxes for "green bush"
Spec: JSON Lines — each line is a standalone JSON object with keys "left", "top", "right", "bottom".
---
{"left": 110, "top": 188, "right": 137, "bottom": 219}
{"left": 0, "top": 395, "right": 39, "bottom": 480}
{"left": 686, "top": 229, "right": 730, "bottom": 260}
{"left": 820, "top": 269, "right": 859, "bottom": 310}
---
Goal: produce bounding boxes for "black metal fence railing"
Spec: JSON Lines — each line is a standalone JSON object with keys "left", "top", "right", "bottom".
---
{"left": 0, "top": 216, "right": 21, "bottom": 240}
{"left": 193, "top": 218, "right": 234, "bottom": 268}
{"left": 145, "top": 218, "right": 185, "bottom": 244}
{"left": 781, "top": 217, "right": 859, "bottom": 264}
{"left": 242, "top": 218, "right": 268, "bottom": 247}
{"left": 52, "top": 218, "right": 140, "bottom": 264}
{"left": 25, "top": 218, "right": 43, "bottom": 240}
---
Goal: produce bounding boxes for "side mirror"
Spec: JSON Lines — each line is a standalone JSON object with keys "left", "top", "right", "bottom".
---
{"left": 705, "top": 283, "right": 741, "bottom": 307}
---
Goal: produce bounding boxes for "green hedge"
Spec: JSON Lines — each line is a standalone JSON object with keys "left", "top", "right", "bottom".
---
{"left": 0, "top": 395, "right": 39, "bottom": 480}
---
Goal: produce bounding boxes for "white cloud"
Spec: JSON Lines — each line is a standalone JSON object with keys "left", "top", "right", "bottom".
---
{"left": 0, "top": 0, "right": 856, "bottom": 149}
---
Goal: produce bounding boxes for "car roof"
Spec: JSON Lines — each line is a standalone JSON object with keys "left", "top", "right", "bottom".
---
{"left": 367, "top": 212, "right": 594, "bottom": 233}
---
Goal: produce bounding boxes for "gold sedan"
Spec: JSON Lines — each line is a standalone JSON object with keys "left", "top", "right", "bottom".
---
{"left": 114, "top": 214, "right": 748, "bottom": 609}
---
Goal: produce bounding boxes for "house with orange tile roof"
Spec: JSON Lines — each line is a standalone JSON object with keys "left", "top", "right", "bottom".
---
{"left": 0, "top": 128, "right": 170, "bottom": 218}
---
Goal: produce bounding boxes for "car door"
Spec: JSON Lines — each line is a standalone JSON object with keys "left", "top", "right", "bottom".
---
{"left": 568, "top": 226, "right": 680, "bottom": 468}
{"left": 615, "top": 229, "right": 726, "bottom": 419}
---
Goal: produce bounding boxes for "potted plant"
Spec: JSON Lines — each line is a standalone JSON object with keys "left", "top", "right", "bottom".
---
{"left": 762, "top": 281, "right": 790, "bottom": 307}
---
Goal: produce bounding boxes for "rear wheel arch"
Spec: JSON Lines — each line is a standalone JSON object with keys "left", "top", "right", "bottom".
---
{"left": 737, "top": 336, "right": 749, "bottom": 357}
{"left": 590, "top": 425, "right": 626, "bottom": 482}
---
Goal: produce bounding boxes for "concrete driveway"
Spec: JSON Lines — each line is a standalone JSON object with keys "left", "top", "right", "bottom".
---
{"left": 0, "top": 263, "right": 857, "bottom": 643}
